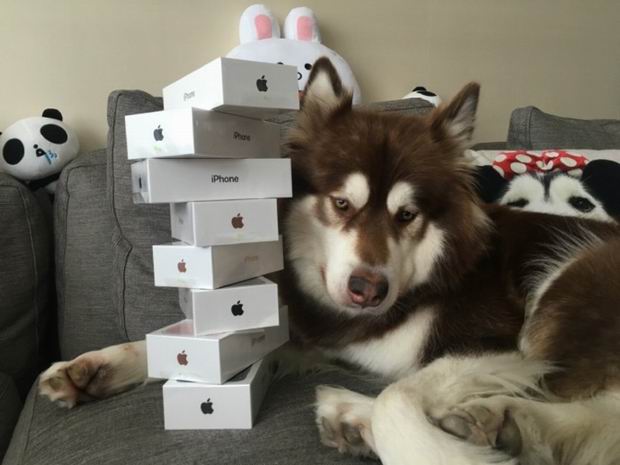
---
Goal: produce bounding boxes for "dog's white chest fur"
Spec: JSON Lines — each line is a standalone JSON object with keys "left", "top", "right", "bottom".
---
{"left": 328, "top": 307, "right": 436, "bottom": 379}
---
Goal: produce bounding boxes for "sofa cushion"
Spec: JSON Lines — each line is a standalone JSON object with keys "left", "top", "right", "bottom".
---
{"left": 507, "top": 106, "right": 620, "bottom": 150}
{"left": 3, "top": 369, "right": 383, "bottom": 465}
{"left": 0, "top": 174, "right": 52, "bottom": 397}
{"left": 107, "top": 91, "right": 180, "bottom": 342}
{"left": 0, "top": 372, "right": 21, "bottom": 462}
{"left": 106, "top": 90, "right": 434, "bottom": 342}
{"left": 55, "top": 151, "right": 126, "bottom": 359}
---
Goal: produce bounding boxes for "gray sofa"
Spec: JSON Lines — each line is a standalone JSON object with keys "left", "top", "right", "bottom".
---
{"left": 2, "top": 91, "right": 619, "bottom": 464}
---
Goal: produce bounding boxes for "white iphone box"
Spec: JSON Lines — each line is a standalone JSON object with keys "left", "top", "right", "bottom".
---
{"left": 147, "top": 306, "right": 289, "bottom": 384}
{"left": 125, "top": 108, "right": 281, "bottom": 160}
{"left": 162, "top": 57, "right": 299, "bottom": 118}
{"left": 162, "top": 357, "right": 275, "bottom": 430}
{"left": 131, "top": 158, "right": 292, "bottom": 204}
{"left": 178, "top": 277, "right": 279, "bottom": 335}
{"left": 170, "top": 199, "right": 278, "bottom": 246}
{"left": 152, "top": 238, "right": 283, "bottom": 289}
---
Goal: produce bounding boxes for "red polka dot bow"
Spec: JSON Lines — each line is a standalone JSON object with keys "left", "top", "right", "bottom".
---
{"left": 492, "top": 150, "right": 588, "bottom": 180}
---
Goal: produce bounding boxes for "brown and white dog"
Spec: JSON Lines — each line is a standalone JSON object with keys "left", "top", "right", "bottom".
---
{"left": 39, "top": 59, "right": 620, "bottom": 465}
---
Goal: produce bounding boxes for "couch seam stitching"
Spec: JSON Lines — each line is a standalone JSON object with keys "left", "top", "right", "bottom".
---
{"left": 14, "top": 186, "right": 41, "bottom": 391}
{"left": 108, "top": 92, "right": 132, "bottom": 341}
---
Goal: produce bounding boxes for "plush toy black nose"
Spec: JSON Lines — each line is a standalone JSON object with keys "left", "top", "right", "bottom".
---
{"left": 347, "top": 269, "right": 389, "bottom": 308}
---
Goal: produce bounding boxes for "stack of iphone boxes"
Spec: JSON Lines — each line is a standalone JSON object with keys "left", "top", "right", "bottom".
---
{"left": 125, "top": 57, "right": 299, "bottom": 430}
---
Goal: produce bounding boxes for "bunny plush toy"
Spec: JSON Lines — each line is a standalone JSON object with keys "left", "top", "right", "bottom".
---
{"left": 227, "top": 4, "right": 362, "bottom": 104}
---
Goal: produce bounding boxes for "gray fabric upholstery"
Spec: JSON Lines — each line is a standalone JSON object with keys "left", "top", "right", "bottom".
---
{"left": 107, "top": 91, "right": 181, "bottom": 342}
{"left": 55, "top": 151, "right": 125, "bottom": 360}
{"left": 507, "top": 106, "right": 620, "bottom": 149}
{"left": 3, "top": 370, "right": 383, "bottom": 465}
{"left": 367, "top": 97, "right": 435, "bottom": 114}
{"left": 0, "top": 372, "right": 21, "bottom": 462}
{"left": 471, "top": 142, "right": 507, "bottom": 151}
{"left": 0, "top": 174, "right": 51, "bottom": 397}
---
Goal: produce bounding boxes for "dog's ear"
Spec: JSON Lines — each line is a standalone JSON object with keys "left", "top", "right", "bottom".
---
{"left": 431, "top": 82, "right": 480, "bottom": 146}
{"left": 302, "top": 57, "right": 350, "bottom": 112}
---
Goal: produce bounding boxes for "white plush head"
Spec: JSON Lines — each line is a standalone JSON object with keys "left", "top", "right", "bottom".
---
{"left": 227, "top": 4, "right": 362, "bottom": 104}
{"left": 0, "top": 109, "right": 79, "bottom": 192}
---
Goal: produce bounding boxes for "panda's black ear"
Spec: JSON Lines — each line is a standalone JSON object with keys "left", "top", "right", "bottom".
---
{"left": 42, "top": 108, "right": 63, "bottom": 121}
{"left": 582, "top": 160, "right": 620, "bottom": 218}
{"left": 473, "top": 165, "right": 508, "bottom": 203}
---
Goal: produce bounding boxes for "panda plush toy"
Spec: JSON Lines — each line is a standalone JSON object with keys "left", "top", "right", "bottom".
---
{"left": 0, "top": 109, "right": 79, "bottom": 194}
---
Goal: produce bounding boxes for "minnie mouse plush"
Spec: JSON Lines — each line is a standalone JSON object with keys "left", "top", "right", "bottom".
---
{"left": 475, "top": 152, "right": 620, "bottom": 222}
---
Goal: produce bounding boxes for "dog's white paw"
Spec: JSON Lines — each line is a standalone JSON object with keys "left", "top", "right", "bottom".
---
{"left": 438, "top": 396, "right": 523, "bottom": 456}
{"left": 39, "top": 360, "right": 93, "bottom": 408}
{"left": 38, "top": 341, "right": 147, "bottom": 408}
{"left": 315, "top": 385, "right": 377, "bottom": 458}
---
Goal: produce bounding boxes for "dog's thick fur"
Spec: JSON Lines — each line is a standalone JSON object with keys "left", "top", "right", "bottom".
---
{"left": 39, "top": 59, "right": 620, "bottom": 464}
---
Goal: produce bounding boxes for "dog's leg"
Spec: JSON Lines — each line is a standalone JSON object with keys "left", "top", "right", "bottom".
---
{"left": 315, "top": 385, "right": 377, "bottom": 458}
{"left": 441, "top": 392, "right": 620, "bottom": 465}
{"left": 371, "top": 382, "right": 518, "bottom": 465}
{"left": 38, "top": 340, "right": 147, "bottom": 408}
{"left": 315, "top": 353, "right": 545, "bottom": 464}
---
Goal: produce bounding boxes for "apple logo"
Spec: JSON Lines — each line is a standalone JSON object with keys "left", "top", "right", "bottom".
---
{"left": 231, "top": 300, "right": 244, "bottom": 316}
{"left": 231, "top": 213, "right": 244, "bottom": 229}
{"left": 256, "top": 75, "right": 268, "bottom": 92}
{"left": 153, "top": 125, "right": 164, "bottom": 141}
{"left": 177, "top": 350, "right": 188, "bottom": 366}
{"left": 200, "top": 398, "right": 214, "bottom": 415}
{"left": 177, "top": 259, "right": 187, "bottom": 273}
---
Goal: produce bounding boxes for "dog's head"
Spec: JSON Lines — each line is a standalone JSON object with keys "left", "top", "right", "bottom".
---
{"left": 285, "top": 58, "right": 488, "bottom": 317}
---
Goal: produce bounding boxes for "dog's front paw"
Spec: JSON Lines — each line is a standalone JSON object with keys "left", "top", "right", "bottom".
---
{"left": 438, "top": 397, "right": 523, "bottom": 456}
{"left": 38, "top": 360, "right": 94, "bottom": 408}
{"left": 38, "top": 341, "right": 147, "bottom": 408}
{"left": 315, "top": 385, "right": 377, "bottom": 458}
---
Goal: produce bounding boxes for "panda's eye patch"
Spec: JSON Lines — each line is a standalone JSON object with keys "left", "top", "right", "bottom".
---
{"left": 304, "top": 63, "right": 312, "bottom": 70}
{"left": 569, "top": 196, "right": 595, "bottom": 213}
{"left": 40, "top": 124, "right": 68, "bottom": 144}
{"left": 3, "top": 138, "right": 25, "bottom": 165}
{"left": 506, "top": 198, "right": 529, "bottom": 208}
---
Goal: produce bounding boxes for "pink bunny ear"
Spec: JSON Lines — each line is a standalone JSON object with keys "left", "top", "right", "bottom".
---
{"left": 239, "top": 4, "right": 281, "bottom": 44}
{"left": 284, "top": 7, "right": 321, "bottom": 42}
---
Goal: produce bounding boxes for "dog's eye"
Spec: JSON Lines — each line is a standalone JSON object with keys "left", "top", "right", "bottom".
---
{"left": 397, "top": 209, "right": 417, "bottom": 223}
{"left": 333, "top": 198, "right": 349, "bottom": 211}
{"left": 569, "top": 196, "right": 595, "bottom": 213}
{"left": 506, "top": 198, "right": 529, "bottom": 208}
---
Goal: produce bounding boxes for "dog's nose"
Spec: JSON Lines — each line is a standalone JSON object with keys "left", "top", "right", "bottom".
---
{"left": 347, "top": 269, "right": 389, "bottom": 308}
